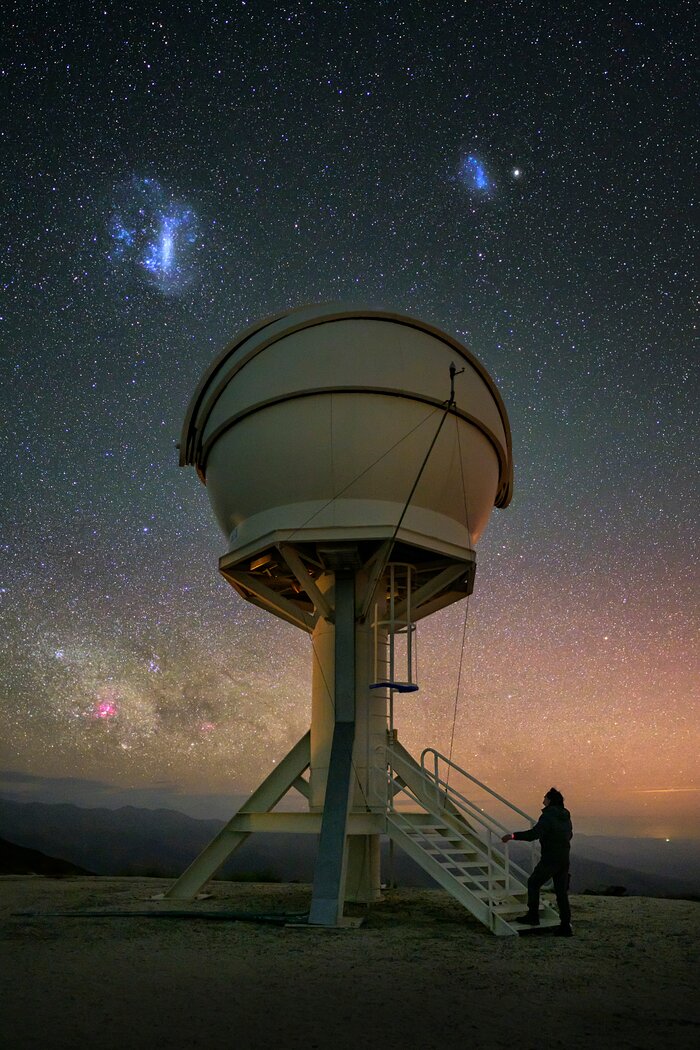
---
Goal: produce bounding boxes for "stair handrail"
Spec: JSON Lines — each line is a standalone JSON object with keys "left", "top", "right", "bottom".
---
{"left": 386, "top": 763, "right": 534, "bottom": 923}
{"left": 386, "top": 742, "right": 551, "bottom": 930}
{"left": 420, "top": 746, "right": 536, "bottom": 831}
{"left": 417, "top": 747, "right": 539, "bottom": 902}
{"left": 387, "top": 743, "right": 535, "bottom": 884}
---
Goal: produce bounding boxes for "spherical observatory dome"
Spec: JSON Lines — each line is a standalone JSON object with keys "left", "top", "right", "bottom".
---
{"left": 180, "top": 304, "right": 513, "bottom": 613}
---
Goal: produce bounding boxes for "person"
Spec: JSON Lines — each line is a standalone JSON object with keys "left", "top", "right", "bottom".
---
{"left": 501, "top": 787, "right": 573, "bottom": 936}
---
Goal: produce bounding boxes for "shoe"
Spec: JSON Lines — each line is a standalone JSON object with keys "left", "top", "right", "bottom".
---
{"left": 514, "top": 913, "right": 540, "bottom": 926}
{"left": 554, "top": 925, "right": 573, "bottom": 937}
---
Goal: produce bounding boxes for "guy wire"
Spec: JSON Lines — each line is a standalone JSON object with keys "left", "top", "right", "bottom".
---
{"left": 446, "top": 409, "right": 473, "bottom": 786}
{"left": 364, "top": 392, "right": 456, "bottom": 610}
{"left": 281, "top": 401, "right": 445, "bottom": 546}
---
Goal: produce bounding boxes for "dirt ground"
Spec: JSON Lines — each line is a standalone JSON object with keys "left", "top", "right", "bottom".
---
{"left": 1, "top": 877, "right": 698, "bottom": 1050}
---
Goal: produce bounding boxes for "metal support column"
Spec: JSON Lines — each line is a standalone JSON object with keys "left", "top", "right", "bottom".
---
{"left": 308, "top": 571, "right": 356, "bottom": 925}
{"left": 164, "top": 731, "right": 311, "bottom": 900}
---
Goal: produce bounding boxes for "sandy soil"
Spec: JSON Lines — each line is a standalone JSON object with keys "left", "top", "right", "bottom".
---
{"left": 1, "top": 877, "right": 698, "bottom": 1050}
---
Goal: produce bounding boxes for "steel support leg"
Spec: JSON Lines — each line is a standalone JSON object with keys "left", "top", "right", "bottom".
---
{"left": 308, "top": 572, "right": 356, "bottom": 925}
{"left": 164, "top": 731, "right": 311, "bottom": 900}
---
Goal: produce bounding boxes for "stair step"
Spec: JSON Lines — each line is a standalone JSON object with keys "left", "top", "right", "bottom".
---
{"left": 421, "top": 835, "right": 463, "bottom": 844}
{"left": 455, "top": 876, "right": 509, "bottom": 886}
{"left": 409, "top": 837, "right": 478, "bottom": 851}
{"left": 470, "top": 888, "right": 521, "bottom": 900}
{"left": 409, "top": 833, "right": 463, "bottom": 843}
{"left": 423, "top": 844, "right": 478, "bottom": 852}
{"left": 406, "top": 828, "right": 477, "bottom": 841}
{"left": 386, "top": 753, "right": 561, "bottom": 937}
{"left": 409, "top": 825, "right": 459, "bottom": 834}
{"left": 410, "top": 830, "right": 503, "bottom": 853}
{"left": 424, "top": 853, "right": 469, "bottom": 859}
{"left": 448, "top": 864, "right": 491, "bottom": 873}
{"left": 512, "top": 918, "right": 562, "bottom": 931}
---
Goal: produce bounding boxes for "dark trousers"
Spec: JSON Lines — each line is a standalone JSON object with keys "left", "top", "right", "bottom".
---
{"left": 527, "top": 858, "right": 571, "bottom": 926}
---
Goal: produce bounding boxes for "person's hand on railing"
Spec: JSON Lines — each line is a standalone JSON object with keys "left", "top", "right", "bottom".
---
{"left": 501, "top": 833, "right": 514, "bottom": 844}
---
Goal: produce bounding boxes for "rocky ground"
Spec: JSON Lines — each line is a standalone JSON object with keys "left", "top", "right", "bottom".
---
{"left": 1, "top": 877, "right": 698, "bottom": 1049}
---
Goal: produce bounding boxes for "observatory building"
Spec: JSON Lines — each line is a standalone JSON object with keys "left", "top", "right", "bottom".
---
{"left": 169, "top": 304, "right": 559, "bottom": 934}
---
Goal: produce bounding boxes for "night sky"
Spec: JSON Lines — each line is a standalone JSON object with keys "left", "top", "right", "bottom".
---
{"left": 1, "top": 1, "right": 697, "bottom": 838}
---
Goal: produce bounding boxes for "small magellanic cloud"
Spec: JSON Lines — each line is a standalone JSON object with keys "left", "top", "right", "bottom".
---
{"left": 458, "top": 154, "right": 491, "bottom": 196}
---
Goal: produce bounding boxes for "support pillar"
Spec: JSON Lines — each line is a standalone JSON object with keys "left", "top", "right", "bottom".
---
{"left": 309, "top": 567, "right": 388, "bottom": 918}
{"left": 308, "top": 572, "right": 356, "bottom": 925}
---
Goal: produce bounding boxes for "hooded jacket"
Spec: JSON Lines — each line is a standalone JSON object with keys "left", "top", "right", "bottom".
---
{"left": 513, "top": 803, "right": 573, "bottom": 863}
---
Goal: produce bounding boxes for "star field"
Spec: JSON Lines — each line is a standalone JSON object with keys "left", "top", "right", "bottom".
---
{"left": 0, "top": 1, "right": 697, "bottom": 837}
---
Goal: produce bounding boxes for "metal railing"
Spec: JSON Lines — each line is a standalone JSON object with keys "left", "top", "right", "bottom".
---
{"left": 388, "top": 778, "right": 509, "bottom": 929}
{"left": 418, "top": 746, "right": 540, "bottom": 889}
{"left": 386, "top": 743, "right": 537, "bottom": 927}
{"left": 420, "top": 747, "right": 535, "bottom": 834}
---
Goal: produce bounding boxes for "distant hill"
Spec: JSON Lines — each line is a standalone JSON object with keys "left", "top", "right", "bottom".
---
{"left": 0, "top": 798, "right": 228, "bottom": 878}
{"left": 1, "top": 796, "right": 698, "bottom": 896}
{"left": 0, "top": 797, "right": 311, "bottom": 880}
{"left": 0, "top": 835, "right": 93, "bottom": 876}
{"left": 508, "top": 841, "right": 698, "bottom": 898}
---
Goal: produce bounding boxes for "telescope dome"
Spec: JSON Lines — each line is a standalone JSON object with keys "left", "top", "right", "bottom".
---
{"left": 181, "top": 304, "right": 512, "bottom": 567}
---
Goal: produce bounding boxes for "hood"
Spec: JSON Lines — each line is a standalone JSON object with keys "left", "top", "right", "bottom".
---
{"left": 545, "top": 804, "right": 571, "bottom": 823}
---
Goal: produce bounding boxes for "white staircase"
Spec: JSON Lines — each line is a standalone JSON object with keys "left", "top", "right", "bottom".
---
{"left": 386, "top": 740, "right": 561, "bottom": 936}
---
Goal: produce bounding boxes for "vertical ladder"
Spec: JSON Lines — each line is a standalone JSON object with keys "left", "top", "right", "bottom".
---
{"left": 370, "top": 563, "right": 419, "bottom": 698}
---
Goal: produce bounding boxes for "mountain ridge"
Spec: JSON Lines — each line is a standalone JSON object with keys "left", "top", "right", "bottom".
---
{"left": 1, "top": 795, "right": 698, "bottom": 896}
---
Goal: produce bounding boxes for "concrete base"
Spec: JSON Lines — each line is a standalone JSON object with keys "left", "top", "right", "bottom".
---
{"left": 344, "top": 834, "right": 383, "bottom": 903}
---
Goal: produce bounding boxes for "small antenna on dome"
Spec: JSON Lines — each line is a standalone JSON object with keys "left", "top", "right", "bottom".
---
{"left": 449, "top": 360, "right": 465, "bottom": 405}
